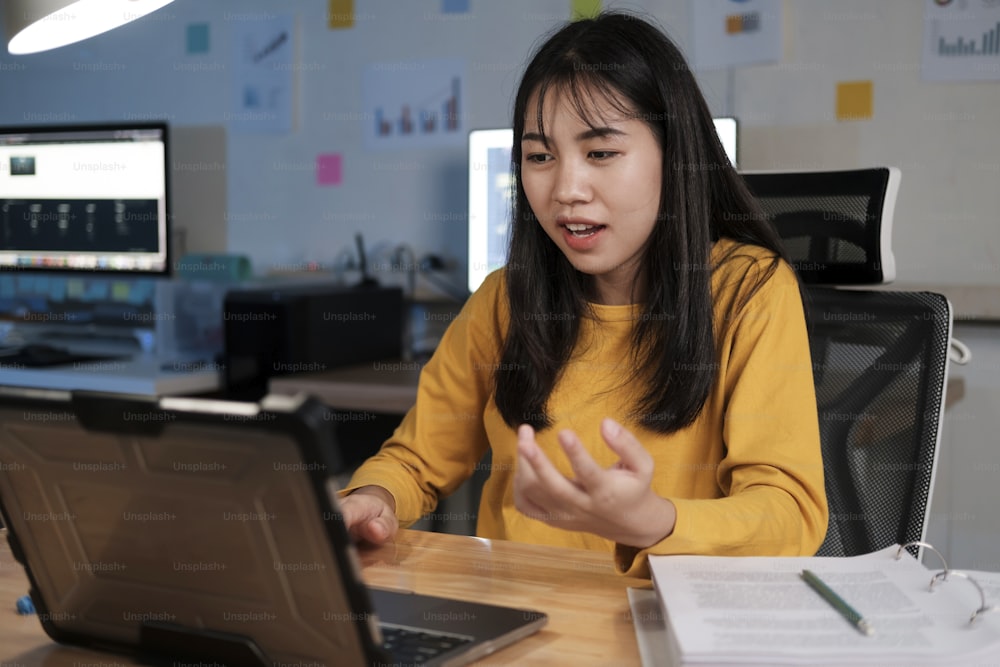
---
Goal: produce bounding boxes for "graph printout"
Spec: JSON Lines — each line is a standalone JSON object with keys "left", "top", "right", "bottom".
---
{"left": 230, "top": 14, "right": 295, "bottom": 133}
{"left": 362, "top": 59, "right": 466, "bottom": 149}
{"left": 923, "top": 0, "right": 1000, "bottom": 82}
{"left": 690, "top": 0, "right": 783, "bottom": 70}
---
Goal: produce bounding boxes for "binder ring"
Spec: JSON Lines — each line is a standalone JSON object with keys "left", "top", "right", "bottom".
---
{"left": 896, "top": 541, "right": 949, "bottom": 589}
{"left": 929, "top": 570, "right": 997, "bottom": 624}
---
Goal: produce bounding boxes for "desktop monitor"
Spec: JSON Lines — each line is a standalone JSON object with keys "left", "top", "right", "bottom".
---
{"left": 467, "top": 118, "right": 739, "bottom": 294}
{"left": 0, "top": 122, "right": 171, "bottom": 275}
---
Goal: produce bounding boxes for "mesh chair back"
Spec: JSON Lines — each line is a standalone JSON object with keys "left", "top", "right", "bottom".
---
{"left": 743, "top": 168, "right": 951, "bottom": 557}
{"left": 805, "top": 288, "right": 950, "bottom": 556}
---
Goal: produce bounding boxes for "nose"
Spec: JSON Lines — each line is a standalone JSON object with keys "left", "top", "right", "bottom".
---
{"left": 552, "top": 158, "right": 591, "bottom": 206}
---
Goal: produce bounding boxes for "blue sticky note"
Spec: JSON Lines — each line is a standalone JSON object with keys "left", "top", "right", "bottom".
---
{"left": 442, "top": 0, "right": 470, "bottom": 13}
{"left": 186, "top": 23, "right": 210, "bottom": 54}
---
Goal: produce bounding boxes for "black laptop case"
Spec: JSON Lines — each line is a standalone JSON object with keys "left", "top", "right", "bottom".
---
{"left": 0, "top": 386, "right": 390, "bottom": 666}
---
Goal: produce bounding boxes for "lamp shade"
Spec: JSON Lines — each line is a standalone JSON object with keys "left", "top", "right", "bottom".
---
{"left": 4, "top": 0, "right": 176, "bottom": 55}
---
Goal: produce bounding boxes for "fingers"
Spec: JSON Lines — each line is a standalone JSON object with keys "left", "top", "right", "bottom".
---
{"left": 359, "top": 511, "right": 398, "bottom": 545}
{"left": 600, "top": 417, "right": 653, "bottom": 476}
{"left": 557, "top": 428, "right": 603, "bottom": 490}
{"left": 339, "top": 491, "right": 398, "bottom": 545}
{"left": 518, "top": 425, "right": 588, "bottom": 505}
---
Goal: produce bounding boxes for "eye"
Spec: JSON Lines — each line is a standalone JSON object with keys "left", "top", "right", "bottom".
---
{"left": 588, "top": 150, "right": 618, "bottom": 160}
{"left": 524, "top": 153, "right": 552, "bottom": 164}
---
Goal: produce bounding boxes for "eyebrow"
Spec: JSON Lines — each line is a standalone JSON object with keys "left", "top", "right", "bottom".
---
{"left": 521, "top": 126, "right": 628, "bottom": 143}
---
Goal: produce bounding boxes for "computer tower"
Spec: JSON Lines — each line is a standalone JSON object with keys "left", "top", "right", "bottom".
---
{"left": 222, "top": 283, "right": 403, "bottom": 400}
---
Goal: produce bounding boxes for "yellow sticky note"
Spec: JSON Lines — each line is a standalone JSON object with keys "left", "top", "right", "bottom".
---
{"left": 571, "top": 0, "right": 601, "bottom": 20}
{"left": 328, "top": 0, "right": 354, "bottom": 29}
{"left": 836, "top": 81, "right": 873, "bottom": 121}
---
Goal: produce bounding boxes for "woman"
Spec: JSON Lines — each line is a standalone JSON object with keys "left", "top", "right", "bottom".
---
{"left": 339, "top": 11, "right": 827, "bottom": 577}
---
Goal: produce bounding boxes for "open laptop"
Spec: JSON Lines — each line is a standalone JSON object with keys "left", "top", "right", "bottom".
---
{"left": 0, "top": 386, "right": 547, "bottom": 666}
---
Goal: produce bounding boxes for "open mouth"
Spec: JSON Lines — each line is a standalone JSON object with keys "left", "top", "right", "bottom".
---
{"left": 563, "top": 223, "right": 606, "bottom": 238}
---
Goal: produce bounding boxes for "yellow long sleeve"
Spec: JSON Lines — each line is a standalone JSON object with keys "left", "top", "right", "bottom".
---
{"left": 342, "top": 239, "right": 828, "bottom": 577}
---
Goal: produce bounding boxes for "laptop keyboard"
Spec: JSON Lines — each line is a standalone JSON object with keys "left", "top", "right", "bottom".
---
{"left": 381, "top": 624, "right": 474, "bottom": 664}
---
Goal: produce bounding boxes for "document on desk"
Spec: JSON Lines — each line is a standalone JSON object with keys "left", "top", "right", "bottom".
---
{"left": 648, "top": 545, "right": 1000, "bottom": 667}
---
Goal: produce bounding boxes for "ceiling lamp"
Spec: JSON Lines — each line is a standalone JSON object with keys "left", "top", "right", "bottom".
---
{"left": 4, "top": 0, "right": 177, "bottom": 55}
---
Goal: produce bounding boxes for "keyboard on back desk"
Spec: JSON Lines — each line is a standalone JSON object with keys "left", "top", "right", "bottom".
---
{"left": 0, "top": 344, "right": 126, "bottom": 368}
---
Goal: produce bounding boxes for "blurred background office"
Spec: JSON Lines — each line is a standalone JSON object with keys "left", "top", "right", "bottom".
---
{"left": 1, "top": 0, "right": 999, "bottom": 569}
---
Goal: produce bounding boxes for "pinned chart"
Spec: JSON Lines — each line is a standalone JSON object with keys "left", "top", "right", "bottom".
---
{"left": 689, "top": 0, "right": 783, "bottom": 70}
{"left": 923, "top": 0, "right": 1000, "bottom": 81}
{"left": 363, "top": 59, "right": 466, "bottom": 149}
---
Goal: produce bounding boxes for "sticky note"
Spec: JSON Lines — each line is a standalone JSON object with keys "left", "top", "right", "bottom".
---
{"left": 328, "top": 0, "right": 354, "bottom": 29}
{"left": 317, "top": 153, "right": 343, "bottom": 186}
{"left": 836, "top": 81, "right": 873, "bottom": 121}
{"left": 571, "top": 0, "right": 601, "bottom": 20}
{"left": 443, "top": 0, "right": 470, "bottom": 12}
{"left": 186, "top": 23, "right": 210, "bottom": 54}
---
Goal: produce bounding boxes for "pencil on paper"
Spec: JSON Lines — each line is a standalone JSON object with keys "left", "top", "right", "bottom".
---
{"left": 800, "top": 569, "right": 874, "bottom": 637}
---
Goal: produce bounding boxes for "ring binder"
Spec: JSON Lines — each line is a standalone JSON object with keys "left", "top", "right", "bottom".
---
{"left": 647, "top": 541, "right": 1000, "bottom": 667}
{"left": 896, "top": 540, "right": 1000, "bottom": 624}
{"left": 929, "top": 570, "right": 997, "bottom": 623}
{"left": 894, "top": 540, "right": 949, "bottom": 572}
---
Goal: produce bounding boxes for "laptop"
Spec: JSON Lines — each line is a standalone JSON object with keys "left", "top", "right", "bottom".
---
{"left": 0, "top": 386, "right": 547, "bottom": 666}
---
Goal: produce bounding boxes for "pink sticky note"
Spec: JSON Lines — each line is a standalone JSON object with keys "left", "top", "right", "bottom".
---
{"left": 316, "top": 153, "right": 342, "bottom": 185}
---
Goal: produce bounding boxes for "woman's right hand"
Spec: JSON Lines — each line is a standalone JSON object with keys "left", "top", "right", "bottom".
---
{"left": 337, "top": 485, "right": 399, "bottom": 545}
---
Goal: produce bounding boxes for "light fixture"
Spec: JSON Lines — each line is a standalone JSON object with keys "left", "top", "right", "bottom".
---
{"left": 4, "top": 0, "right": 177, "bottom": 55}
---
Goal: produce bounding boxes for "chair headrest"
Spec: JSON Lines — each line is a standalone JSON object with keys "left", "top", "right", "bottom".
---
{"left": 740, "top": 167, "right": 900, "bottom": 285}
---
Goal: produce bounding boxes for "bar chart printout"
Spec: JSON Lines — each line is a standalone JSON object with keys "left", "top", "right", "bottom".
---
{"left": 938, "top": 21, "right": 1000, "bottom": 56}
{"left": 923, "top": 0, "right": 1000, "bottom": 81}
{"left": 374, "top": 78, "right": 459, "bottom": 137}
{"left": 364, "top": 59, "right": 466, "bottom": 149}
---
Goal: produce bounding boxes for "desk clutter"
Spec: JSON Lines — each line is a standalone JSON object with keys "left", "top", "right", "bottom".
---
{"left": 0, "top": 272, "right": 230, "bottom": 361}
{"left": 222, "top": 283, "right": 403, "bottom": 400}
{"left": 0, "top": 265, "right": 407, "bottom": 398}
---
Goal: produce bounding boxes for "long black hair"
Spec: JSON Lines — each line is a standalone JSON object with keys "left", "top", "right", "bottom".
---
{"left": 494, "top": 11, "right": 790, "bottom": 435}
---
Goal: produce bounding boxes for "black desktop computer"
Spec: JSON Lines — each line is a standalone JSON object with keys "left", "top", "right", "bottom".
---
{"left": 222, "top": 283, "right": 404, "bottom": 401}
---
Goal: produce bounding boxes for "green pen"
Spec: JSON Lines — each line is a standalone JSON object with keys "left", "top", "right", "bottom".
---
{"left": 801, "top": 569, "right": 874, "bottom": 637}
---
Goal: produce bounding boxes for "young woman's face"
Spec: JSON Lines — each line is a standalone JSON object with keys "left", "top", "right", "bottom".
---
{"left": 520, "top": 87, "right": 663, "bottom": 305}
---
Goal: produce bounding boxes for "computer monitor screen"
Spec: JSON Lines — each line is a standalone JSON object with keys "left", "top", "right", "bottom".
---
{"left": 713, "top": 116, "right": 738, "bottom": 170}
{"left": 467, "top": 118, "right": 739, "bottom": 293}
{"left": 0, "top": 123, "right": 170, "bottom": 275}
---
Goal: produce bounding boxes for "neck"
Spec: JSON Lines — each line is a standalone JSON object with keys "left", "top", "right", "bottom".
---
{"left": 591, "top": 272, "right": 645, "bottom": 306}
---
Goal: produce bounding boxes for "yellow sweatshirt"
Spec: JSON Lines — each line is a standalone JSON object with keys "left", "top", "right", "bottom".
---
{"left": 343, "top": 239, "right": 828, "bottom": 577}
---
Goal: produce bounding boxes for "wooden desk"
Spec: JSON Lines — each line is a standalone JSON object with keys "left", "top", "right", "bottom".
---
{"left": 269, "top": 362, "right": 421, "bottom": 414}
{"left": 0, "top": 528, "right": 646, "bottom": 666}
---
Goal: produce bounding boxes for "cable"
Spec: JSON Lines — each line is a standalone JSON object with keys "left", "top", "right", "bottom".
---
{"left": 949, "top": 338, "right": 972, "bottom": 365}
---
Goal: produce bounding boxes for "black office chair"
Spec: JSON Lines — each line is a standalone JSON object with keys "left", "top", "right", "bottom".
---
{"left": 742, "top": 168, "right": 953, "bottom": 558}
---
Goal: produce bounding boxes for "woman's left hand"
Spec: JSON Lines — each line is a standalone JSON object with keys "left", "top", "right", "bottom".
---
{"left": 513, "top": 417, "right": 677, "bottom": 548}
